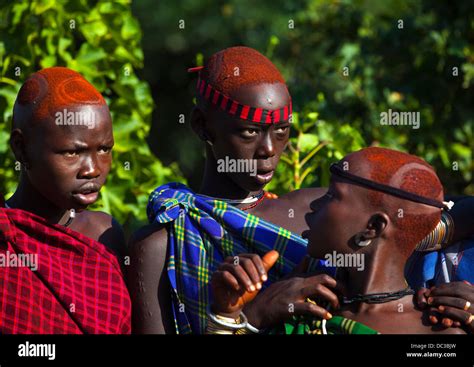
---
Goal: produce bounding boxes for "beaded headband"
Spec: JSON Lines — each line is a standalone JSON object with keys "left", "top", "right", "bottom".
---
{"left": 188, "top": 66, "right": 292, "bottom": 124}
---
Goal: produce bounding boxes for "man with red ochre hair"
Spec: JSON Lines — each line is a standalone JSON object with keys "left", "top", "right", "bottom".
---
{"left": 129, "top": 46, "right": 474, "bottom": 334}
{"left": 0, "top": 67, "right": 130, "bottom": 333}
{"left": 209, "top": 147, "right": 472, "bottom": 334}
{"left": 129, "top": 46, "right": 329, "bottom": 334}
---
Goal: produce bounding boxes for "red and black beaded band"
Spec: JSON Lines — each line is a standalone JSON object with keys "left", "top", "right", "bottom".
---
{"left": 189, "top": 65, "right": 292, "bottom": 124}
{"left": 196, "top": 77, "right": 292, "bottom": 124}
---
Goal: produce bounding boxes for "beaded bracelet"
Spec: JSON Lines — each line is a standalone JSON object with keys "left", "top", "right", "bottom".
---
{"left": 206, "top": 311, "right": 260, "bottom": 334}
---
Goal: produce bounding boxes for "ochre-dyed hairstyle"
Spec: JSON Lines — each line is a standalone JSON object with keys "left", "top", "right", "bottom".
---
{"left": 13, "top": 67, "right": 106, "bottom": 129}
{"left": 199, "top": 46, "right": 286, "bottom": 96}
{"left": 349, "top": 147, "right": 444, "bottom": 257}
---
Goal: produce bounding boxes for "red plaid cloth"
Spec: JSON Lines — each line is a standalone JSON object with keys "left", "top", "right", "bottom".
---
{"left": 0, "top": 207, "right": 131, "bottom": 334}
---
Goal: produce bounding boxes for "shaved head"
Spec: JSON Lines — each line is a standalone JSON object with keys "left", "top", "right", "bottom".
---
{"left": 341, "top": 147, "right": 444, "bottom": 256}
{"left": 306, "top": 147, "right": 445, "bottom": 261}
{"left": 9, "top": 67, "right": 113, "bottom": 211}
{"left": 13, "top": 67, "right": 107, "bottom": 132}
{"left": 200, "top": 46, "right": 286, "bottom": 98}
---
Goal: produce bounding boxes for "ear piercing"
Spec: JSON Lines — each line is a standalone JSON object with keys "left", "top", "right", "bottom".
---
{"left": 357, "top": 238, "right": 372, "bottom": 247}
{"left": 358, "top": 239, "right": 371, "bottom": 247}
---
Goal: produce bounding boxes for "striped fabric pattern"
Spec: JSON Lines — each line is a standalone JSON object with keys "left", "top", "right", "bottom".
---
{"left": 0, "top": 207, "right": 131, "bottom": 334}
{"left": 147, "top": 183, "right": 318, "bottom": 334}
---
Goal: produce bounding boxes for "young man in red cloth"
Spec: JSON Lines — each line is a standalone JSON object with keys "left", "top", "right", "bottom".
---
{"left": 0, "top": 67, "right": 130, "bottom": 333}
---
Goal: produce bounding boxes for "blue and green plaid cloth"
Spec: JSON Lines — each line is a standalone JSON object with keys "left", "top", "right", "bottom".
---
{"left": 147, "top": 183, "right": 474, "bottom": 334}
{"left": 147, "top": 183, "right": 322, "bottom": 334}
{"left": 405, "top": 236, "right": 474, "bottom": 288}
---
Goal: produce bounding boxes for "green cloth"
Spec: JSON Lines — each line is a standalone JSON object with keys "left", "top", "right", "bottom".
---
{"left": 270, "top": 315, "right": 379, "bottom": 335}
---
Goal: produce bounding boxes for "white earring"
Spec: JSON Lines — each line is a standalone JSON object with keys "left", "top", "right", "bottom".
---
{"left": 358, "top": 239, "right": 372, "bottom": 247}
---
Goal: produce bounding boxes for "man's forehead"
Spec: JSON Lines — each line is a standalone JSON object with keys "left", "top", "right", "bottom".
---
{"left": 330, "top": 175, "right": 365, "bottom": 196}
{"left": 40, "top": 122, "right": 114, "bottom": 146}
{"left": 231, "top": 111, "right": 290, "bottom": 125}
{"left": 229, "top": 82, "right": 290, "bottom": 110}
{"left": 35, "top": 105, "right": 112, "bottom": 140}
{"left": 211, "top": 108, "right": 290, "bottom": 128}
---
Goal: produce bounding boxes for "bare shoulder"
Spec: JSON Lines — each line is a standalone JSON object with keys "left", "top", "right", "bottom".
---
{"left": 250, "top": 187, "right": 327, "bottom": 234}
{"left": 75, "top": 210, "right": 127, "bottom": 258}
{"left": 279, "top": 187, "right": 327, "bottom": 203}
{"left": 79, "top": 210, "right": 116, "bottom": 230}
{"left": 275, "top": 187, "right": 327, "bottom": 212}
{"left": 129, "top": 222, "right": 169, "bottom": 264}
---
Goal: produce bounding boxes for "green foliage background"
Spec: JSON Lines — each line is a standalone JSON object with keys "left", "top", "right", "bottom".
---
{"left": 133, "top": 0, "right": 473, "bottom": 195}
{"left": 0, "top": 0, "right": 472, "bottom": 235}
{"left": 0, "top": 0, "right": 184, "bottom": 234}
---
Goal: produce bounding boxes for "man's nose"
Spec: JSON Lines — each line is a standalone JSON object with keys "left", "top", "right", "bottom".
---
{"left": 78, "top": 155, "right": 101, "bottom": 179}
{"left": 257, "top": 132, "right": 275, "bottom": 158}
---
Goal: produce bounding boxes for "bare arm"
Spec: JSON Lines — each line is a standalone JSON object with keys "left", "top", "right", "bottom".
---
{"left": 127, "top": 223, "right": 175, "bottom": 334}
{"left": 80, "top": 211, "right": 128, "bottom": 263}
{"left": 98, "top": 216, "right": 128, "bottom": 260}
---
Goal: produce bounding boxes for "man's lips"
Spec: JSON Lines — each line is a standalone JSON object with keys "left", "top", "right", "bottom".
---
{"left": 72, "top": 183, "right": 101, "bottom": 206}
{"left": 72, "top": 191, "right": 99, "bottom": 206}
{"left": 255, "top": 170, "right": 274, "bottom": 184}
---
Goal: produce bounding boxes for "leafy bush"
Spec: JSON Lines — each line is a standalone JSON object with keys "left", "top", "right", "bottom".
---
{"left": 0, "top": 0, "right": 184, "bottom": 234}
{"left": 133, "top": 0, "right": 473, "bottom": 196}
{"left": 267, "top": 108, "right": 365, "bottom": 192}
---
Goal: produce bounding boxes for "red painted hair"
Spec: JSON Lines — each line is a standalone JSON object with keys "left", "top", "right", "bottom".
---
{"left": 349, "top": 147, "right": 443, "bottom": 257}
{"left": 200, "top": 46, "right": 286, "bottom": 96}
{"left": 13, "top": 67, "right": 106, "bottom": 128}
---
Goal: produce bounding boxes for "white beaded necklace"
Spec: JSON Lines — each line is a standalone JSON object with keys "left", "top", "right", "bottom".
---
{"left": 197, "top": 191, "right": 264, "bottom": 205}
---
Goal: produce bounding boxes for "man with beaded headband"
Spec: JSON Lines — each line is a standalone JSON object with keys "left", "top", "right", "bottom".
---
{"left": 0, "top": 67, "right": 130, "bottom": 333}
{"left": 129, "top": 46, "right": 474, "bottom": 334}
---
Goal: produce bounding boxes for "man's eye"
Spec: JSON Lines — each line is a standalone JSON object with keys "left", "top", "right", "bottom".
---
{"left": 63, "top": 151, "right": 78, "bottom": 157}
{"left": 241, "top": 129, "right": 258, "bottom": 138}
{"left": 99, "top": 147, "right": 112, "bottom": 154}
{"left": 275, "top": 126, "right": 289, "bottom": 134}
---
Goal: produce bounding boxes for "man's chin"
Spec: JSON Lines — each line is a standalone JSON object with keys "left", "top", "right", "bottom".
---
{"left": 240, "top": 177, "right": 268, "bottom": 193}
{"left": 307, "top": 242, "right": 328, "bottom": 259}
{"left": 64, "top": 198, "right": 90, "bottom": 212}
